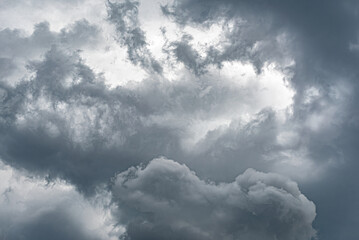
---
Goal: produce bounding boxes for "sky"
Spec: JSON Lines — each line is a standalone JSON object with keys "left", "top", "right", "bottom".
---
{"left": 0, "top": 0, "right": 358, "bottom": 239}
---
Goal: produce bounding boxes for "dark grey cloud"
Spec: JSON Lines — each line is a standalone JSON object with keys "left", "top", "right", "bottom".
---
{"left": 112, "top": 158, "right": 316, "bottom": 240}
{"left": 161, "top": 33, "right": 210, "bottom": 75}
{"left": 0, "top": 43, "right": 184, "bottom": 192}
{"left": 0, "top": 46, "right": 142, "bottom": 192}
{"left": 0, "top": 43, "right": 296, "bottom": 193}
{"left": 161, "top": 0, "right": 292, "bottom": 75}
{"left": 162, "top": 0, "right": 359, "bottom": 75}
{"left": 160, "top": 2, "right": 359, "bottom": 238}
{"left": 160, "top": 0, "right": 358, "bottom": 121}
{"left": 107, "top": 0, "right": 163, "bottom": 74}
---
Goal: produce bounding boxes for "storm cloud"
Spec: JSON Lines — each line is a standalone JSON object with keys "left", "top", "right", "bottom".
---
{"left": 0, "top": 0, "right": 358, "bottom": 239}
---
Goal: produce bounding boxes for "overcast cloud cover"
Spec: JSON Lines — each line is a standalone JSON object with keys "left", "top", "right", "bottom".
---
{"left": 0, "top": 0, "right": 358, "bottom": 239}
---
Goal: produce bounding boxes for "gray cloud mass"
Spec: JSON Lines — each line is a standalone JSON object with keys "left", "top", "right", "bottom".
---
{"left": 112, "top": 158, "right": 316, "bottom": 240}
{"left": 1, "top": 0, "right": 359, "bottom": 239}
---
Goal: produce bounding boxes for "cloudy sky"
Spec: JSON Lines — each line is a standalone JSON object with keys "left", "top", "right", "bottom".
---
{"left": 0, "top": 0, "right": 358, "bottom": 239}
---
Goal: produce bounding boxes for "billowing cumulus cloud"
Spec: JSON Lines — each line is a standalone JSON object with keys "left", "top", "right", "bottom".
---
{"left": 112, "top": 158, "right": 316, "bottom": 240}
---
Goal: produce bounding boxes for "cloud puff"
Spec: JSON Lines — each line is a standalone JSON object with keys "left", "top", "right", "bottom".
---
{"left": 112, "top": 158, "right": 316, "bottom": 240}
